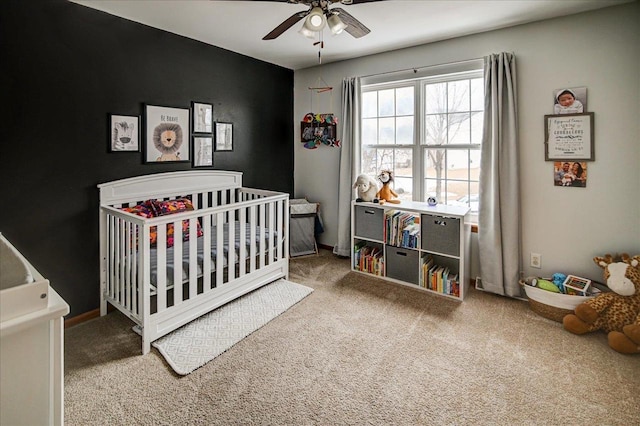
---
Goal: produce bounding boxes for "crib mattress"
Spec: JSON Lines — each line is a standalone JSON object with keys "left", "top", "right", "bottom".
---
{"left": 148, "top": 222, "right": 276, "bottom": 288}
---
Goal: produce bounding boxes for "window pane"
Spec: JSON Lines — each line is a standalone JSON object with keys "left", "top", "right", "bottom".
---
{"left": 470, "top": 78, "right": 484, "bottom": 111}
{"left": 379, "top": 117, "right": 395, "bottom": 144}
{"left": 377, "top": 148, "right": 394, "bottom": 171}
{"left": 362, "top": 147, "right": 378, "bottom": 175}
{"left": 470, "top": 150, "right": 481, "bottom": 181}
{"left": 362, "top": 118, "right": 378, "bottom": 144}
{"left": 425, "top": 114, "right": 447, "bottom": 145}
{"left": 425, "top": 82, "right": 446, "bottom": 114}
{"left": 425, "top": 148, "right": 446, "bottom": 180}
{"left": 396, "top": 87, "right": 414, "bottom": 115}
{"left": 378, "top": 89, "right": 394, "bottom": 117}
{"left": 448, "top": 80, "right": 470, "bottom": 112}
{"left": 394, "top": 149, "right": 412, "bottom": 175}
{"left": 447, "top": 149, "right": 469, "bottom": 174}
{"left": 394, "top": 176, "right": 412, "bottom": 201}
{"left": 449, "top": 113, "right": 470, "bottom": 144}
{"left": 396, "top": 116, "right": 414, "bottom": 144}
{"left": 470, "top": 112, "right": 483, "bottom": 145}
{"left": 362, "top": 92, "right": 377, "bottom": 118}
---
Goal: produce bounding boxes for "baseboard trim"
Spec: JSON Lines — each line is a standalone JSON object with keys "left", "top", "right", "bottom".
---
{"left": 64, "top": 308, "right": 100, "bottom": 329}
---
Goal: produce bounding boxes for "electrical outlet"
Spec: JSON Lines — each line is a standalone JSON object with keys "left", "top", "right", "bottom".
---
{"left": 530, "top": 253, "right": 541, "bottom": 269}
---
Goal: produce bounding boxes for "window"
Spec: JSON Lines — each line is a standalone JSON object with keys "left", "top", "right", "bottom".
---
{"left": 360, "top": 67, "right": 484, "bottom": 220}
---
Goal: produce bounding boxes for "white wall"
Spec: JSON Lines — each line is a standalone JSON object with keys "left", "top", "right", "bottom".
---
{"left": 293, "top": 3, "right": 639, "bottom": 283}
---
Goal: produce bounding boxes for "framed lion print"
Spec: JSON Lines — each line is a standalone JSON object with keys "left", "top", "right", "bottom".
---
{"left": 144, "top": 104, "right": 190, "bottom": 163}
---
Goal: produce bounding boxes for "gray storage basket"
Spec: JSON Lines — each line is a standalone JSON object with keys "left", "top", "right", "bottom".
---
{"left": 290, "top": 199, "right": 319, "bottom": 257}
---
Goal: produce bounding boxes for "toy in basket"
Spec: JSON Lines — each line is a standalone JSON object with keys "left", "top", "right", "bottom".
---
{"left": 520, "top": 275, "right": 599, "bottom": 323}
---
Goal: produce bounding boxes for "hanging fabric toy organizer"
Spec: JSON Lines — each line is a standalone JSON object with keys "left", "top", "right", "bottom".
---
{"left": 301, "top": 78, "right": 340, "bottom": 149}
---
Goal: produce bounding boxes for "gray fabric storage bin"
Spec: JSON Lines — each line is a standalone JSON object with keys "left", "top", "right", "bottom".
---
{"left": 421, "top": 214, "right": 460, "bottom": 256}
{"left": 290, "top": 199, "right": 319, "bottom": 257}
{"left": 385, "top": 246, "right": 419, "bottom": 284}
{"left": 354, "top": 205, "right": 384, "bottom": 241}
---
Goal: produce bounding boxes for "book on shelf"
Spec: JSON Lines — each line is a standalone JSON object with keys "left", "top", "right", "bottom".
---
{"left": 385, "top": 210, "right": 420, "bottom": 248}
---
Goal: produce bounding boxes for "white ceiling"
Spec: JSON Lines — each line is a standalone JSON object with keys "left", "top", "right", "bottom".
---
{"left": 70, "top": 0, "right": 632, "bottom": 70}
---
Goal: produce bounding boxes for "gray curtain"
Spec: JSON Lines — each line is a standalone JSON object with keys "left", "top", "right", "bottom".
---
{"left": 478, "top": 52, "right": 522, "bottom": 297}
{"left": 334, "top": 77, "right": 361, "bottom": 257}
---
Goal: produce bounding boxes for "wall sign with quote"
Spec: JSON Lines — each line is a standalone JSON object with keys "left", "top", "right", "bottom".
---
{"left": 544, "top": 112, "right": 594, "bottom": 161}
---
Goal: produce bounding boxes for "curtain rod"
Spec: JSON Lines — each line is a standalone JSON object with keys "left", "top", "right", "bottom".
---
{"left": 359, "top": 57, "right": 484, "bottom": 80}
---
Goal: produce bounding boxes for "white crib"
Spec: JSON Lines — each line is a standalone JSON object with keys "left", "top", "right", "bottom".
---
{"left": 98, "top": 171, "right": 289, "bottom": 354}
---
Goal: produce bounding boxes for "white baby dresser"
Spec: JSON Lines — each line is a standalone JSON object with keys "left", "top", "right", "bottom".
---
{"left": 0, "top": 233, "right": 69, "bottom": 426}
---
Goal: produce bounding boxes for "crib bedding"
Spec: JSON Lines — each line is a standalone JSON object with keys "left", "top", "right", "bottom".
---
{"left": 149, "top": 222, "right": 277, "bottom": 288}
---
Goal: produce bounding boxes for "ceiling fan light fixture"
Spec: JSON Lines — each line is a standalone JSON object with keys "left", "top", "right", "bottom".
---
{"left": 298, "top": 24, "right": 316, "bottom": 39}
{"left": 327, "top": 13, "right": 347, "bottom": 35}
{"left": 303, "top": 7, "right": 326, "bottom": 32}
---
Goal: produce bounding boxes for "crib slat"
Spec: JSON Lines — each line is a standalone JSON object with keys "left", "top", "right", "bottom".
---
{"left": 239, "top": 207, "right": 247, "bottom": 277}
{"left": 202, "top": 215, "right": 212, "bottom": 290}
{"left": 188, "top": 219, "right": 198, "bottom": 298}
{"left": 268, "top": 201, "right": 275, "bottom": 265}
{"left": 259, "top": 204, "right": 266, "bottom": 269}
{"left": 124, "top": 221, "right": 132, "bottom": 310}
{"left": 228, "top": 210, "right": 236, "bottom": 282}
{"left": 216, "top": 213, "right": 224, "bottom": 285}
{"left": 173, "top": 218, "right": 183, "bottom": 307}
{"left": 140, "top": 225, "right": 151, "bottom": 331}
{"left": 132, "top": 223, "right": 138, "bottom": 315}
{"left": 156, "top": 224, "right": 167, "bottom": 313}
{"left": 249, "top": 205, "right": 257, "bottom": 273}
{"left": 276, "top": 199, "right": 283, "bottom": 260}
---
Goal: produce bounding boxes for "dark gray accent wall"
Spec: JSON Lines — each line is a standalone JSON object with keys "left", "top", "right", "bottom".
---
{"left": 0, "top": 0, "right": 294, "bottom": 317}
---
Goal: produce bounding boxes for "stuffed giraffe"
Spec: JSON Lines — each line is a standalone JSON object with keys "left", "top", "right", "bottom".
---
{"left": 563, "top": 254, "right": 640, "bottom": 354}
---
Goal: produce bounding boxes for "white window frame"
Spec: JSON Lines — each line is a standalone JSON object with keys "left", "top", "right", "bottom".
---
{"left": 360, "top": 61, "right": 484, "bottom": 221}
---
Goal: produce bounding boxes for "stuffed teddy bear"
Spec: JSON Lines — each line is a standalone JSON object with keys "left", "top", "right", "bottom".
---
{"left": 375, "top": 170, "right": 401, "bottom": 205}
{"left": 352, "top": 174, "right": 379, "bottom": 202}
{"left": 563, "top": 253, "right": 640, "bottom": 354}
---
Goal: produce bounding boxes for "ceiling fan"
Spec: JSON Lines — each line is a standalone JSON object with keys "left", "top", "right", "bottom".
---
{"left": 257, "top": 0, "right": 382, "bottom": 40}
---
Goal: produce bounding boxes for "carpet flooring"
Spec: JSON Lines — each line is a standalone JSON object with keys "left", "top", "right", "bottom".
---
{"left": 64, "top": 249, "right": 640, "bottom": 425}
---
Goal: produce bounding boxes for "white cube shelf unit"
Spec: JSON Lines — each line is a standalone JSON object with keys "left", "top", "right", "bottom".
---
{"left": 351, "top": 200, "right": 471, "bottom": 301}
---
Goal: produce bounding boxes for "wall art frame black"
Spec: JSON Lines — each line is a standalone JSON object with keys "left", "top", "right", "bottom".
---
{"left": 144, "top": 104, "right": 190, "bottom": 163}
{"left": 192, "top": 135, "right": 214, "bottom": 168}
{"left": 215, "top": 122, "right": 234, "bottom": 152}
{"left": 192, "top": 101, "right": 213, "bottom": 134}
{"left": 108, "top": 113, "right": 140, "bottom": 152}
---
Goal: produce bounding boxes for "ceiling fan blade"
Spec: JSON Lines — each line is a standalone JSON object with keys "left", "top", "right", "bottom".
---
{"left": 262, "top": 12, "right": 307, "bottom": 40}
{"left": 339, "top": 0, "right": 385, "bottom": 4}
{"left": 331, "top": 7, "right": 370, "bottom": 38}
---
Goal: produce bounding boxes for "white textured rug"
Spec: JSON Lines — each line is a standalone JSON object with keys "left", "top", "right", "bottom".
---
{"left": 152, "top": 279, "right": 313, "bottom": 375}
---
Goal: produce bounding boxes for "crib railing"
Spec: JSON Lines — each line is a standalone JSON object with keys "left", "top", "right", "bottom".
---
{"left": 99, "top": 188, "right": 289, "bottom": 326}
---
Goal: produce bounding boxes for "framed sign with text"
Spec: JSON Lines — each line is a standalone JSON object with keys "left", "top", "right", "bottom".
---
{"left": 544, "top": 112, "right": 594, "bottom": 161}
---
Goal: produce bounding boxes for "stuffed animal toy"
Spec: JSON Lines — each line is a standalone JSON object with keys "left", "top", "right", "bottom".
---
{"left": 353, "top": 174, "right": 379, "bottom": 202}
{"left": 563, "top": 254, "right": 640, "bottom": 354}
{"left": 375, "top": 170, "right": 401, "bottom": 205}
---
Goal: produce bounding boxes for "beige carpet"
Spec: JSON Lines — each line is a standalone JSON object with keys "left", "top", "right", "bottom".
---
{"left": 65, "top": 249, "right": 640, "bottom": 425}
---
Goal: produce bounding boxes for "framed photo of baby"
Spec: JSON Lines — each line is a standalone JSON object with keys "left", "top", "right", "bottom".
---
{"left": 553, "top": 161, "right": 588, "bottom": 188}
{"left": 553, "top": 87, "right": 587, "bottom": 114}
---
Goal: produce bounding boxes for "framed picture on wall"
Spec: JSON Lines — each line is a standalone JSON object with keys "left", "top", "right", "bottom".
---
{"left": 192, "top": 101, "right": 213, "bottom": 134}
{"left": 144, "top": 104, "right": 190, "bottom": 163}
{"left": 544, "top": 112, "right": 594, "bottom": 161}
{"left": 108, "top": 114, "right": 140, "bottom": 152}
{"left": 215, "top": 122, "right": 233, "bottom": 151}
{"left": 193, "top": 136, "right": 213, "bottom": 167}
